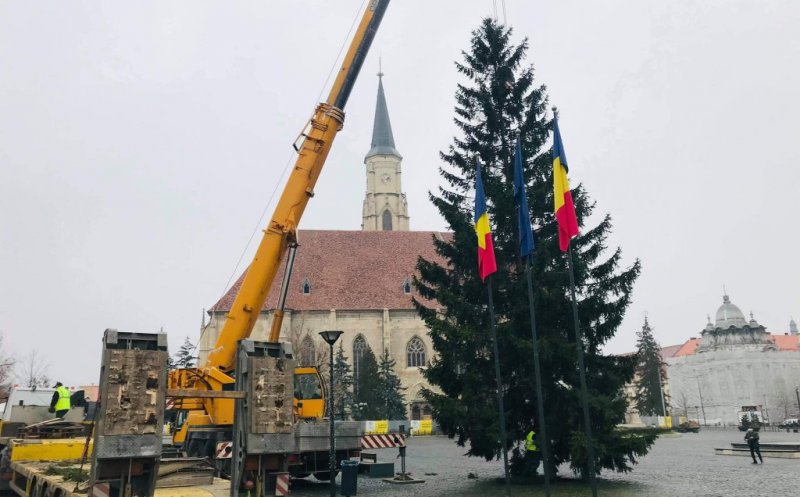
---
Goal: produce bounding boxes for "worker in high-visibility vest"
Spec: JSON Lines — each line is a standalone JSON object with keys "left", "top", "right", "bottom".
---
{"left": 525, "top": 426, "right": 540, "bottom": 474}
{"left": 526, "top": 429, "right": 538, "bottom": 453}
{"left": 49, "top": 382, "right": 71, "bottom": 419}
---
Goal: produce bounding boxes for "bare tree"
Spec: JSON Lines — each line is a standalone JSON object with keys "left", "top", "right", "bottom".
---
{"left": 286, "top": 315, "right": 328, "bottom": 374}
{"left": 671, "top": 390, "right": 692, "bottom": 418}
{"left": 774, "top": 388, "right": 793, "bottom": 420}
{"left": 0, "top": 334, "right": 14, "bottom": 400}
{"left": 16, "top": 350, "right": 51, "bottom": 390}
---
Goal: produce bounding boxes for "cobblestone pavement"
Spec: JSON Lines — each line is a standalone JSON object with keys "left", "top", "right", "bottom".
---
{"left": 289, "top": 429, "right": 800, "bottom": 497}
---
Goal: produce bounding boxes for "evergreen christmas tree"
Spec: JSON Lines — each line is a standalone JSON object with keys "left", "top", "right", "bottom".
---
{"left": 171, "top": 337, "right": 196, "bottom": 369}
{"left": 414, "top": 18, "right": 656, "bottom": 476}
{"left": 634, "top": 317, "right": 666, "bottom": 417}
{"left": 378, "top": 349, "right": 407, "bottom": 420}
{"left": 353, "top": 344, "right": 381, "bottom": 420}
{"left": 332, "top": 343, "right": 355, "bottom": 420}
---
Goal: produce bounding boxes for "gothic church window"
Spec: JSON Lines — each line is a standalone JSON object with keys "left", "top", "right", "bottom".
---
{"left": 407, "top": 336, "right": 426, "bottom": 368}
{"left": 382, "top": 210, "right": 393, "bottom": 231}
{"left": 302, "top": 278, "right": 311, "bottom": 295}
{"left": 403, "top": 277, "right": 412, "bottom": 295}
{"left": 299, "top": 335, "right": 315, "bottom": 367}
{"left": 353, "top": 334, "right": 368, "bottom": 394}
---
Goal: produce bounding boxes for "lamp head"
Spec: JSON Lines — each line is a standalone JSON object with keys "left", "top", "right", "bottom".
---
{"left": 319, "top": 330, "right": 344, "bottom": 346}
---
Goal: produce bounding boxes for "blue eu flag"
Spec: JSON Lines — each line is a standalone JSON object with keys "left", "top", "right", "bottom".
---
{"left": 513, "top": 136, "right": 534, "bottom": 257}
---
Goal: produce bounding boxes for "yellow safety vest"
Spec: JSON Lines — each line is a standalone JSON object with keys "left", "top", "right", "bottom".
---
{"left": 526, "top": 430, "right": 537, "bottom": 452}
{"left": 55, "top": 386, "right": 71, "bottom": 412}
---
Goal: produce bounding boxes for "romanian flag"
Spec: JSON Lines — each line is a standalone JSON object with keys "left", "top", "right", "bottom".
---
{"left": 474, "top": 160, "right": 497, "bottom": 282}
{"left": 553, "top": 117, "right": 579, "bottom": 252}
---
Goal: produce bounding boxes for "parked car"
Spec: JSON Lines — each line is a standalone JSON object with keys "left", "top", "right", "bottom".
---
{"left": 779, "top": 418, "right": 799, "bottom": 428}
{"left": 675, "top": 420, "right": 700, "bottom": 433}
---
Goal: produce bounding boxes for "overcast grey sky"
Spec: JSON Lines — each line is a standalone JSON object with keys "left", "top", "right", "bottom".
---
{"left": 1, "top": 1, "right": 798, "bottom": 387}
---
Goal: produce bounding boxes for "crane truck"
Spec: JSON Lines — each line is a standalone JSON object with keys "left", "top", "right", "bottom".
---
{"left": 4, "top": 1, "right": 392, "bottom": 496}
{"left": 166, "top": 0, "right": 392, "bottom": 487}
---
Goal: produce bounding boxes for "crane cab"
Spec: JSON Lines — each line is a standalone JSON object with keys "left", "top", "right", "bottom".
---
{"left": 293, "top": 367, "right": 326, "bottom": 420}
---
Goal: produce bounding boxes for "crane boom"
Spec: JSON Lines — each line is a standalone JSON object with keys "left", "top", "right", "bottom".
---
{"left": 205, "top": 0, "right": 391, "bottom": 373}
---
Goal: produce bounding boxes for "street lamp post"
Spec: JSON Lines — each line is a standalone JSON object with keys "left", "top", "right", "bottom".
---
{"left": 319, "top": 330, "right": 344, "bottom": 497}
{"left": 695, "top": 377, "right": 707, "bottom": 425}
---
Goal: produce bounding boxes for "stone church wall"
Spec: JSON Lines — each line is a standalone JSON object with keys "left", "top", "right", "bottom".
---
{"left": 198, "top": 307, "right": 435, "bottom": 418}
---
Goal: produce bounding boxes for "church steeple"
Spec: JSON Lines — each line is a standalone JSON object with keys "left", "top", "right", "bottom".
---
{"left": 365, "top": 72, "right": 402, "bottom": 162}
{"left": 362, "top": 69, "right": 409, "bottom": 231}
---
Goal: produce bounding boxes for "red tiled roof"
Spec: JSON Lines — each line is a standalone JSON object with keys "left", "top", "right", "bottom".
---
{"left": 659, "top": 344, "right": 683, "bottom": 360}
{"left": 211, "top": 230, "right": 449, "bottom": 312}
{"left": 770, "top": 334, "right": 800, "bottom": 351}
{"left": 673, "top": 338, "right": 702, "bottom": 357}
{"left": 669, "top": 334, "right": 799, "bottom": 357}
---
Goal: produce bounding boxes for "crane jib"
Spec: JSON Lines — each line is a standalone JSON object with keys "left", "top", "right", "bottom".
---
{"left": 331, "top": 0, "right": 391, "bottom": 111}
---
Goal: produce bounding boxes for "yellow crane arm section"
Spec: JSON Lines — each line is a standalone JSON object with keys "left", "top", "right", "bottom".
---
{"left": 205, "top": 0, "right": 391, "bottom": 373}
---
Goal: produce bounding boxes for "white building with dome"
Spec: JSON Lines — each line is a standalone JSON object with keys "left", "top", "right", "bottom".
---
{"left": 665, "top": 295, "right": 800, "bottom": 425}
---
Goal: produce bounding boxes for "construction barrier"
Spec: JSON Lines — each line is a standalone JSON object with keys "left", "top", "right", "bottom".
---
{"left": 91, "top": 483, "right": 111, "bottom": 497}
{"left": 216, "top": 441, "right": 233, "bottom": 459}
{"left": 359, "top": 420, "right": 439, "bottom": 436}
{"left": 361, "top": 433, "right": 406, "bottom": 449}
{"left": 274, "top": 472, "right": 289, "bottom": 496}
{"left": 410, "top": 419, "right": 433, "bottom": 436}
{"left": 364, "top": 420, "right": 389, "bottom": 435}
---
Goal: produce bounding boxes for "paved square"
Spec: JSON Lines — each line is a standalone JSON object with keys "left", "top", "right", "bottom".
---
{"left": 290, "top": 429, "right": 800, "bottom": 496}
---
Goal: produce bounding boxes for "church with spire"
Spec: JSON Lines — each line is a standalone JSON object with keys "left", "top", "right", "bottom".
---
{"left": 361, "top": 71, "right": 410, "bottom": 231}
{"left": 197, "top": 72, "right": 443, "bottom": 420}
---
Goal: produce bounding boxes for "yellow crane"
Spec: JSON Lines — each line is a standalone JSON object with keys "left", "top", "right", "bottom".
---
{"left": 167, "top": 0, "right": 392, "bottom": 465}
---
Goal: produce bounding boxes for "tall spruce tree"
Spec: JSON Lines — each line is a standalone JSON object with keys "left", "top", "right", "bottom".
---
{"left": 414, "top": 18, "right": 656, "bottom": 476}
{"left": 332, "top": 343, "right": 355, "bottom": 419}
{"left": 171, "top": 337, "right": 196, "bottom": 369}
{"left": 353, "top": 344, "right": 381, "bottom": 420}
{"left": 633, "top": 317, "right": 666, "bottom": 417}
{"left": 378, "top": 349, "right": 407, "bottom": 419}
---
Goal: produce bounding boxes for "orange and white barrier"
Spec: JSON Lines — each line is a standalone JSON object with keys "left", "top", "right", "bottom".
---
{"left": 360, "top": 433, "right": 406, "bottom": 449}
{"left": 216, "top": 441, "right": 233, "bottom": 459}
{"left": 274, "top": 472, "right": 289, "bottom": 496}
{"left": 91, "top": 483, "right": 111, "bottom": 497}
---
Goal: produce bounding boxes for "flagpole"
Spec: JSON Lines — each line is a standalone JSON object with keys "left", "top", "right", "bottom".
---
{"left": 487, "top": 275, "right": 511, "bottom": 497}
{"left": 524, "top": 254, "right": 552, "bottom": 496}
{"left": 566, "top": 245, "right": 598, "bottom": 497}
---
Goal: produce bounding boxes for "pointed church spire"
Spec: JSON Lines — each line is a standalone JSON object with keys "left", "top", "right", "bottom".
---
{"left": 365, "top": 70, "right": 401, "bottom": 162}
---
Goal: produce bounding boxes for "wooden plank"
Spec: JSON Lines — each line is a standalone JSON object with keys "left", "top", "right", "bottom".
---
{"left": 166, "top": 389, "right": 245, "bottom": 399}
{"left": 155, "top": 473, "right": 214, "bottom": 488}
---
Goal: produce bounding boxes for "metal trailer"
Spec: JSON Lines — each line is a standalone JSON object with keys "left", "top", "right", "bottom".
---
{"left": 89, "top": 330, "right": 169, "bottom": 497}
{"left": 227, "top": 339, "right": 361, "bottom": 496}
{"left": 5, "top": 330, "right": 174, "bottom": 497}
{"left": 5, "top": 333, "right": 362, "bottom": 497}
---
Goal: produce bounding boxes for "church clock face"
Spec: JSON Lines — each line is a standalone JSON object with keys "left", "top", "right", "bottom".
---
{"left": 381, "top": 173, "right": 391, "bottom": 184}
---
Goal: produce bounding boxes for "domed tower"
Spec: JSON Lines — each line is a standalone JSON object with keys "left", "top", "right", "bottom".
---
{"left": 697, "top": 294, "right": 773, "bottom": 352}
{"left": 361, "top": 70, "right": 410, "bottom": 231}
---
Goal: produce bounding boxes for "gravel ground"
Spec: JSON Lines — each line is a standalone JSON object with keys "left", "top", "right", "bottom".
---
{"left": 289, "top": 429, "right": 800, "bottom": 497}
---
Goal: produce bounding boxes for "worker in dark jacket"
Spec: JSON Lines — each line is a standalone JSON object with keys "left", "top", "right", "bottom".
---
{"left": 49, "top": 382, "right": 71, "bottom": 419}
{"left": 744, "top": 426, "right": 763, "bottom": 464}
